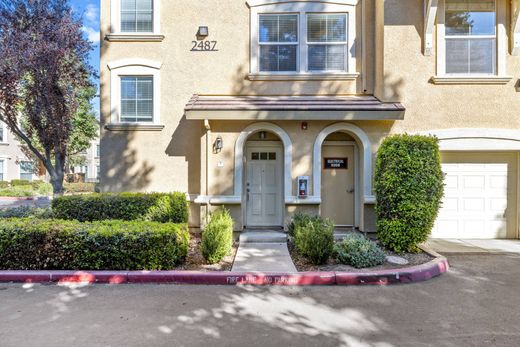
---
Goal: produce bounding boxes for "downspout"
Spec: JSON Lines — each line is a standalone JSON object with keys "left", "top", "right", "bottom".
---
{"left": 361, "top": 0, "right": 367, "bottom": 93}
{"left": 204, "top": 119, "right": 211, "bottom": 224}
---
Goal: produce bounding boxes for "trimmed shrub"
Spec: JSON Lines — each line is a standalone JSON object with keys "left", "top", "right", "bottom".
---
{"left": 10, "top": 179, "right": 31, "bottom": 187}
{"left": 0, "top": 206, "right": 53, "bottom": 219}
{"left": 0, "top": 181, "right": 9, "bottom": 189}
{"left": 52, "top": 192, "right": 189, "bottom": 223}
{"left": 375, "top": 134, "right": 444, "bottom": 253}
{"left": 64, "top": 182, "right": 96, "bottom": 194}
{"left": 287, "top": 212, "right": 316, "bottom": 238}
{"left": 0, "top": 218, "right": 189, "bottom": 270}
{"left": 0, "top": 186, "right": 35, "bottom": 197}
{"left": 334, "top": 234, "right": 386, "bottom": 269}
{"left": 201, "top": 208, "right": 234, "bottom": 264}
{"left": 294, "top": 215, "right": 334, "bottom": 265}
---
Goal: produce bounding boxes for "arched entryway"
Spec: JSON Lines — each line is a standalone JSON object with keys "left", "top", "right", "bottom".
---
{"left": 313, "top": 123, "right": 373, "bottom": 228}
{"left": 235, "top": 123, "right": 292, "bottom": 227}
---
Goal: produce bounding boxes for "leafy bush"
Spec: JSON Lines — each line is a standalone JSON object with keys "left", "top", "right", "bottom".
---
{"left": 0, "top": 181, "right": 9, "bottom": 189}
{"left": 0, "top": 206, "right": 53, "bottom": 219}
{"left": 293, "top": 215, "right": 334, "bottom": 265}
{"left": 0, "top": 186, "right": 35, "bottom": 197}
{"left": 10, "top": 179, "right": 31, "bottom": 187}
{"left": 36, "top": 182, "right": 53, "bottom": 196}
{"left": 30, "top": 180, "right": 45, "bottom": 189}
{"left": 64, "top": 182, "right": 96, "bottom": 194}
{"left": 0, "top": 218, "right": 189, "bottom": 270}
{"left": 375, "top": 134, "right": 444, "bottom": 253}
{"left": 52, "top": 192, "right": 189, "bottom": 223}
{"left": 334, "top": 234, "right": 386, "bottom": 269}
{"left": 287, "top": 212, "right": 316, "bottom": 237}
{"left": 201, "top": 208, "right": 234, "bottom": 264}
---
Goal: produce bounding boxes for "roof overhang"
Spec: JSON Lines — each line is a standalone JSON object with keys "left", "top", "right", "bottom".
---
{"left": 184, "top": 95, "right": 405, "bottom": 121}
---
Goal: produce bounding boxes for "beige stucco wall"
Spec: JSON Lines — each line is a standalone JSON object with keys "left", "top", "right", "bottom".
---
{"left": 0, "top": 127, "right": 41, "bottom": 182}
{"left": 100, "top": 0, "right": 520, "bottom": 233}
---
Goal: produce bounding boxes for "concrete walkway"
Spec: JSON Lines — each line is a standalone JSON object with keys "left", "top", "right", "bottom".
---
{"left": 232, "top": 230, "right": 297, "bottom": 273}
{"left": 426, "top": 238, "right": 520, "bottom": 254}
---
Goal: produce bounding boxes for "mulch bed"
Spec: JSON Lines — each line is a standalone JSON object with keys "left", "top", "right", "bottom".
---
{"left": 173, "top": 230, "right": 239, "bottom": 272}
{"left": 288, "top": 237, "right": 434, "bottom": 272}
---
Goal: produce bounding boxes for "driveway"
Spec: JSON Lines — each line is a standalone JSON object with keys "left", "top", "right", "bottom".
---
{"left": 1, "top": 254, "right": 520, "bottom": 346}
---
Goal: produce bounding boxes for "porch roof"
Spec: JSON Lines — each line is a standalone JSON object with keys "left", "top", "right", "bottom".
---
{"left": 184, "top": 95, "right": 405, "bottom": 121}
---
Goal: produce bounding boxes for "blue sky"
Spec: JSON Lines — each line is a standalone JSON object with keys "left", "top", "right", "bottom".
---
{"left": 71, "top": 0, "right": 100, "bottom": 117}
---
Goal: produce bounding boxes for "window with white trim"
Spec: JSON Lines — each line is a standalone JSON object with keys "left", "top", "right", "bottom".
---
{"left": 0, "top": 122, "right": 5, "bottom": 143}
{"left": 0, "top": 160, "right": 4, "bottom": 181}
{"left": 121, "top": 0, "right": 153, "bottom": 33}
{"left": 120, "top": 76, "right": 154, "bottom": 122}
{"left": 445, "top": 0, "right": 496, "bottom": 75}
{"left": 250, "top": 1, "right": 357, "bottom": 77}
{"left": 19, "top": 161, "right": 33, "bottom": 181}
{"left": 108, "top": 60, "right": 161, "bottom": 125}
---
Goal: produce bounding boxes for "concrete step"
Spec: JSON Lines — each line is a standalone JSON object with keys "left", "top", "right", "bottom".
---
{"left": 240, "top": 231, "right": 287, "bottom": 243}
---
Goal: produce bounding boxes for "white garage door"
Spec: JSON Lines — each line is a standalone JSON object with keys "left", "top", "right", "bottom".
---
{"left": 431, "top": 163, "right": 509, "bottom": 239}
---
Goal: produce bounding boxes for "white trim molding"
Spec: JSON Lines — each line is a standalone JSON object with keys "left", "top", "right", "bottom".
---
{"left": 512, "top": 0, "right": 520, "bottom": 55}
{"left": 249, "top": 1, "right": 357, "bottom": 77}
{"left": 431, "top": 76, "right": 513, "bottom": 85}
{"left": 108, "top": 59, "right": 162, "bottom": 126}
{"left": 313, "top": 122, "right": 373, "bottom": 202}
{"left": 234, "top": 122, "right": 293, "bottom": 203}
{"left": 108, "top": 0, "right": 162, "bottom": 41}
{"left": 423, "top": 0, "right": 438, "bottom": 56}
{"left": 416, "top": 128, "right": 520, "bottom": 151}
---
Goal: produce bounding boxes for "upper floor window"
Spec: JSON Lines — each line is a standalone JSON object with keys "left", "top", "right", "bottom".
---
{"left": 108, "top": 59, "right": 162, "bottom": 126}
{"left": 249, "top": 1, "right": 357, "bottom": 79}
{"left": 445, "top": 0, "right": 496, "bottom": 75}
{"left": 121, "top": 0, "right": 153, "bottom": 33}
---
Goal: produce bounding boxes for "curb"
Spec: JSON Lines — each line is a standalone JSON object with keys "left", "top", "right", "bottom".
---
{"left": 0, "top": 254, "right": 449, "bottom": 286}
{"left": 0, "top": 197, "right": 36, "bottom": 201}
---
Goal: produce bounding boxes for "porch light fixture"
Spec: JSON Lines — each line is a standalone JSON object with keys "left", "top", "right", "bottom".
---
{"left": 258, "top": 131, "right": 267, "bottom": 140}
{"left": 214, "top": 136, "right": 223, "bottom": 153}
{"left": 301, "top": 122, "right": 308, "bottom": 130}
{"left": 197, "top": 26, "right": 209, "bottom": 37}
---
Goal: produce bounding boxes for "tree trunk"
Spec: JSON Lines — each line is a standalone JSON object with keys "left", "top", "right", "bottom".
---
{"left": 50, "top": 151, "right": 66, "bottom": 197}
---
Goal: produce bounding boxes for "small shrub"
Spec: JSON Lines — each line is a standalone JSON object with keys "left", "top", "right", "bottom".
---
{"left": 287, "top": 212, "right": 316, "bottom": 237}
{"left": 30, "top": 180, "right": 45, "bottom": 189}
{"left": 334, "top": 234, "right": 386, "bottom": 269}
{"left": 294, "top": 215, "right": 334, "bottom": 265}
{"left": 375, "top": 134, "right": 444, "bottom": 253}
{"left": 10, "top": 179, "right": 31, "bottom": 187}
{"left": 0, "top": 218, "right": 189, "bottom": 270}
{"left": 64, "top": 182, "right": 96, "bottom": 194}
{"left": 36, "top": 183, "right": 53, "bottom": 196}
{"left": 0, "top": 206, "right": 53, "bottom": 219}
{"left": 0, "top": 181, "right": 9, "bottom": 189}
{"left": 0, "top": 186, "right": 35, "bottom": 197}
{"left": 52, "top": 192, "right": 189, "bottom": 223}
{"left": 201, "top": 208, "right": 234, "bottom": 264}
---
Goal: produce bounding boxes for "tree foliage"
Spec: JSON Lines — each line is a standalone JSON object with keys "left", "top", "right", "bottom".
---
{"left": 0, "top": 0, "right": 95, "bottom": 194}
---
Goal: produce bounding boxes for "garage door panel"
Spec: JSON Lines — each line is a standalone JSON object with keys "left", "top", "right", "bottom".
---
{"left": 432, "top": 159, "right": 513, "bottom": 239}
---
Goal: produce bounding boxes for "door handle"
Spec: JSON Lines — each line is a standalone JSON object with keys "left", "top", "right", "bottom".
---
{"left": 347, "top": 188, "right": 355, "bottom": 194}
{"left": 247, "top": 188, "right": 250, "bottom": 201}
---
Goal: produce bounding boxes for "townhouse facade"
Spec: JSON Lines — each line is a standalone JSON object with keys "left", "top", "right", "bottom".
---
{"left": 73, "top": 137, "right": 101, "bottom": 183}
{"left": 0, "top": 122, "right": 42, "bottom": 182}
{"left": 100, "top": 0, "right": 520, "bottom": 239}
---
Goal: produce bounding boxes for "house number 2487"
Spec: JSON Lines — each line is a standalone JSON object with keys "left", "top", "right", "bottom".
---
{"left": 191, "top": 40, "right": 218, "bottom": 52}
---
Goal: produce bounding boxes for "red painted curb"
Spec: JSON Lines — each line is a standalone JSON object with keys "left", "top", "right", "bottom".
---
{"left": 0, "top": 258, "right": 449, "bottom": 286}
{"left": 0, "top": 197, "right": 36, "bottom": 201}
{"left": 335, "top": 257, "right": 450, "bottom": 285}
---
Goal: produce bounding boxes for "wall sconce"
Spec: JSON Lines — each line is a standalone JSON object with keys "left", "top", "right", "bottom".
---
{"left": 301, "top": 122, "right": 308, "bottom": 130}
{"left": 258, "top": 131, "right": 267, "bottom": 140}
{"left": 516, "top": 79, "right": 520, "bottom": 93}
{"left": 197, "top": 26, "right": 209, "bottom": 38}
{"left": 214, "top": 136, "right": 223, "bottom": 153}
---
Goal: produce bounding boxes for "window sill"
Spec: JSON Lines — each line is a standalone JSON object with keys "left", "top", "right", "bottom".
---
{"left": 105, "top": 34, "right": 165, "bottom": 42}
{"left": 0, "top": 143, "right": 9, "bottom": 146}
{"left": 104, "top": 123, "right": 165, "bottom": 132}
{"left": 247, "top": 72, "right": 360, "bottom": 81}
{"left": 431, "top": 76, "right": 513, "bottom": 85}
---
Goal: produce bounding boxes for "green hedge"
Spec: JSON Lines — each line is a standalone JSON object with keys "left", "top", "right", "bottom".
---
{"left": 52, "top": 192, "right": 189, "bottom": 223}
{"left": 293, "top": 214, "right": 334, "bottom": 265}
{"left": 0, "top": 181, "right": 9, "bottom": 189}
{"left": 0, "top": 219, "right": 189, "bottom": 270}
{"left": 63, "top": 182, "right": 97, "bottom": 194}
{"left": 201, "top": 208, "right": 234, "bottom": 264}
{"left": 375, "top": 134, "right": 444, "bottom": 253}
{"left": 10, "top": 179, "right": 31, "bottom": 187}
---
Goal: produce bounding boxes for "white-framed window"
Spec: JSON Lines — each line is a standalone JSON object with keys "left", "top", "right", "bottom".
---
{"left": 0, "top": 159, "right": 5, "bottom": 181}
{"left": 0, "top": 122, "right": 5, "bottom": 143}
{"left": 437, "top": 0, "right": 507, "bottom": 79}
{"left": 249, "top": 1, "right": 357, "bottom": 78}
{"left": 109, "top": 0, "right": 161, "bottom": 36}
{"left": 19, "top": 161, "right": 34, "bottom": 182}
{"left": 108, "top": 59, "right": 162, "bottom": 125}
